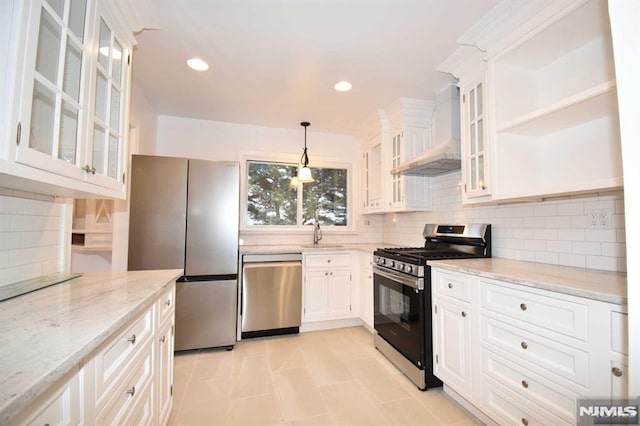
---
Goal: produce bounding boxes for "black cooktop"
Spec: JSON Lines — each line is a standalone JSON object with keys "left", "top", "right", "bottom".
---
{"left": 374, "top": 247, "right": 479, "bottom": 263}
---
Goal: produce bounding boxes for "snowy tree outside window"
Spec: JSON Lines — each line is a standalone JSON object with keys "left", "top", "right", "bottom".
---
{"left": 247, "top": 161, "right": 348, "bottom": 227}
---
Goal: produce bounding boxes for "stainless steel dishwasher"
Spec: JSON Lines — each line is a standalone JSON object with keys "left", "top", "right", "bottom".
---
{"left": 241, "top": 253, "right": 302, "bottom": 338}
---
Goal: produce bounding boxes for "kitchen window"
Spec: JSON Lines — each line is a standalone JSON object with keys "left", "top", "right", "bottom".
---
{"left": 245, "top": 160, "right": 349, "bottom": 229}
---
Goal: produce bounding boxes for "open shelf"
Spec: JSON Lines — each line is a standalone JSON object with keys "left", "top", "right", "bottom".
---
{"left": 496, "top": 82, "right": 617, "bottom": 136}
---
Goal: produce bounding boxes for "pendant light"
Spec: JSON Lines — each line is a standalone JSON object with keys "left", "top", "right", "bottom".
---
{"left": 295, "top": 121, "right": 314, "bottom": 184}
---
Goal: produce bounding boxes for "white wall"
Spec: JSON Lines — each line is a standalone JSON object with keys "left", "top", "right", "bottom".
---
{"left": 383, "top": 171, "right": 626, "bottom": 273}
{"left": 609, "top": 0, "right": 639, "bottom": 397}
{"left": 0, "top": 188, "right": 69, "bottom": 287}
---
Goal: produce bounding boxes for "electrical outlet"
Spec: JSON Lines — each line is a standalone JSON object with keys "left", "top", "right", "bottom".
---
{"left": 587, "top": 208, "right": 611, "bottom": 229}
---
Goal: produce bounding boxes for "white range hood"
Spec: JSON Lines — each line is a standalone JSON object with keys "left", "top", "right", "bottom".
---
{"left": 392, "top": 84, "right": 461, "bottom": 176}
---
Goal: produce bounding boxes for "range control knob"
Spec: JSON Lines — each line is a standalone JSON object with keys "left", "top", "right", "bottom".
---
{"left": 406, "top": 265, "right": 413, "bottom": 274}
{"left": 398, "top": 264, "right": 405, "bottom": 271}
{"left": 390, "top": 261, "right": 396, "bottom": 268}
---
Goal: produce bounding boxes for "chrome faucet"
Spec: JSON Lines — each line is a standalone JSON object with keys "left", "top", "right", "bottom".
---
{"left": 313, "top": 210, "right": 323, "bottom": 245}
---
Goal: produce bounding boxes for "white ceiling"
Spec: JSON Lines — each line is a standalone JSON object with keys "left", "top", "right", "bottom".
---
{"left": 130, "top": 0, "right": 500, "bottom": 135}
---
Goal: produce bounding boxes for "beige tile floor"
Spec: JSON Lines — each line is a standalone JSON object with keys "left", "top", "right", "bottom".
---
{"left": 169, "top": 326, "right": 480, "bottom": 426}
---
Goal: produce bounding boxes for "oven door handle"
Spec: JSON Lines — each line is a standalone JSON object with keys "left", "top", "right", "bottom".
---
{"left": 373, "top": 265, "right": 424, "bottom": 290}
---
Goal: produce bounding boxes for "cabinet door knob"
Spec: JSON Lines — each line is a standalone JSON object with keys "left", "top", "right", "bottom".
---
{"left": 520, "top": 341, "right": 528, "bottom": 350}
{"left": 612, "top": 367, "right": 623, "bottom": 377}
{"left": 448, "top": 283, "right": 453, "bottom": 289}
{"left": 127, "top": 334, "right": 136, "bottom": 344}
{"left": 521, "top": 418, "right": 529, "bottom": 426}
{"left": 160, "top": 335, "right": 166, "bottom": 343}
{"left": 325, "top": 272, "right": 328, "bottom": 276}
{"left": 520, "top": 303, "right": 527, "bottom": 311}
{"left": 521, "top": 380, "right": 529, "bottom": 388}
{"left": 461, "top": 311, "right": 466, "bottom": 318}
{"left": 166, "top": 299, "right": 171, "bottom": 306}
{"left": 126, "top": 386, "right": 136, "bottom": 397}
{"left": 328, "top": 259, "right": 331, "bottom": 263}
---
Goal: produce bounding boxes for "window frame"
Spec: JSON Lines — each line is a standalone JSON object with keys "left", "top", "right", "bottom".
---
{"left": 240, "top": 152, "right": 354, "bottom": 233}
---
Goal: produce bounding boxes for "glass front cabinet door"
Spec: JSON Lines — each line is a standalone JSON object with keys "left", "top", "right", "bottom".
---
{"left": 11, "top": 0, "right": 132, "bottom": 196}
{"left": 461, "top": 77, "right": 491, "bottom": 202}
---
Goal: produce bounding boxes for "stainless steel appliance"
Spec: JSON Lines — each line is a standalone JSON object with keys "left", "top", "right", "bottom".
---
{"left": 373, "top": 223, "right": 491, "bottom": 390}
{"left": 241, "top": 253, "right": 302, "bottom": 338}
{"left": 128, "top": 154, "right": 240, "bottom": 351}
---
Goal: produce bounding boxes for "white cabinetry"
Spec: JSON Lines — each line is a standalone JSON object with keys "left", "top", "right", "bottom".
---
{"left": 1, "top": 0, "right": 133, "bottom": 198}
{"left": 303, "top": 252, "right": 353, "bottom": 322}
{"left": 439, "top": 0, "right": 622, "bottom": 204}
{"left": 14, "top": 282, "right": 176, "bottom": 424}
{"left": 156, "top": 286, "right": 175, "bottom": 426}
{"left": 9, "top": 366, "right": 83, "bottom": 425}
{"left": 71, "top": 198, "right": 113, "bottom": 250}
{"left": 489, "top": 0, "right": 621, "bottom": 201}
{"left": 432, "top": 270, "right": 474, "bottom": 401}
{"left": 431, "top": 266, "right": 628, "bottom": 425}
{"left": 361, "top": 139, "right": 383, "bottom": 213}
{"left": 384, "top": 98, "right": 433, "bottom": 212}
{"left": 460, "top": 70, "right": 492, "bottom": 203}
{"left": 358, "top": 252, "right": 374, "bottom": 330}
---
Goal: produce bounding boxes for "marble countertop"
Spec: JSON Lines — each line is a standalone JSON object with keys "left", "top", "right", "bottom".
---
{"left": 428, "top": 258, "right": 627, "bottom": 305}
{"left": 240, "top": 243, "right": 395, "bottom": 255}
{"left": 0, "top": 269, "right": 183, "bottom": 424}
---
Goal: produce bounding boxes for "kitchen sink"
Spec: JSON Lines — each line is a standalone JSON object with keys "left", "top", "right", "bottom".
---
{"left": 299, "top": 244, "right": 344, "bottom": 248}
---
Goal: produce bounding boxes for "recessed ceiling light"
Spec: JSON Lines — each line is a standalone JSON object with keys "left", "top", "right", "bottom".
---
{"left": 334, "top": 81, "right": 352, "bottom": 92}
{"left": 187, "top": 58, "right": 209, "bottom": 71}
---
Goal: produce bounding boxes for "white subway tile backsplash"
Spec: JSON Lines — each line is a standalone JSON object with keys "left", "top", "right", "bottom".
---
{"left": 381, "top": 172, "right": 626, "bottom": 272}
{"left": 571, "top": 241, "right": 602, "bottom": 256}
{"left": 0, "top": 192, "right": 65, "bottom": 288}
{"left": 586, "top": 255, "right": 617, "bottom": 272}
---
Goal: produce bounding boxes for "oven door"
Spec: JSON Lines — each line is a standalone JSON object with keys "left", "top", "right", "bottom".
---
{"left": 373, "top": 265, "right": 425, "bottom": 368}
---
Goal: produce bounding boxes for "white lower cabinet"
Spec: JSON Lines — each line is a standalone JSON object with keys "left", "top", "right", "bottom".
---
{"left": 431, "top": 267, "right": 628, "bottom": 425}
{"left": 14, "top": 283, "right": 176, "bottom": 425}
{"left": 358, "top": 252, "right": 374, "bottom": 329}
{"left": 10, "top": 366, "right": 83, "bottom": 425}
{"left": 303, "top": 252, "right": 354, "bottom": 322}
{"left": 433, "top": 297, "right": 473, "bottom": 401}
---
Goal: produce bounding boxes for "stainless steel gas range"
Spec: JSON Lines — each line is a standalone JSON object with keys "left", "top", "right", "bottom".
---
{"left": 373, "top": 223, "right": 491, "bottom": 390}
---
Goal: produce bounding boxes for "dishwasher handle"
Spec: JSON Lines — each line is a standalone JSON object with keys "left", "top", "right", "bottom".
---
{"left": 242, "top": 253, "right": 302, "bottom": 263}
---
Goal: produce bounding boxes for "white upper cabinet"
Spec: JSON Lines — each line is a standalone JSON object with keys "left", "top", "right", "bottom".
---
{"left": 1, "top": 0, "right": 134, "bottom": 198}
{"left": 459, "top": 65, "right": 492, "bottom": 204}
{"left": 383, "top": 98, "right": 433, "bottom": 212}
{"left": 439, "top": 0, "right": 622, "bottom": 204}
{"left": 489, "top": 0, "right": 621, "bottom": 201}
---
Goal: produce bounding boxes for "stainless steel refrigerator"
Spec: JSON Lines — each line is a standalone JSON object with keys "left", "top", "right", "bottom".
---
{"left": 128, "top": 154, "right": 239, "bottom": 351}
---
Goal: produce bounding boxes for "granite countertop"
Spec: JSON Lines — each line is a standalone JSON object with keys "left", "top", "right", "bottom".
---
{"left": 240, "top": 243, "right": 395, "bottom": 255}
{"left": 428, "top": 258, "right": 627, "bottom": 305}
{"left": 0, "top": 269, "right": 183, "bottom": 424}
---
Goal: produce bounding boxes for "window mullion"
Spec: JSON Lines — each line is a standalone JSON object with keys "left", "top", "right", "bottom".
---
{"left": 297, "top": 181, "right": 304, "bottom": 228}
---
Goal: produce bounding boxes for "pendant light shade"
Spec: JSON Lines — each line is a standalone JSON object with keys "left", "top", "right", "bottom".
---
{"left": 293, "top": 122, "right": 315, "bottom": 184}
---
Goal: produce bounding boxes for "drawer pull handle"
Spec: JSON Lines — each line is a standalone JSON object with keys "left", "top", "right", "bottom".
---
{"left": 461, "top": 311, "right": 466, "bottom": 318}
{"left": 160, "top": 335, "right": 166, "bottom": 343}
{"left": 521, "top": 380, "right": 529, "bottom": 388}
{"left": 327, "top": 259, "right": 331, "bottom": 263}
{"left": 127, "top": 334, "right": 136, "bottom": 344}
{"left": 520, "top": 303, "right": 527, "bottom": 311}
{"left": 521, "top": 418, "right": 529, "bottom": 426}
{"left": 126, "top": 386, "right": 136, "bottom": 397}
{"left": 612, "top": 367, "right": 623, "bottom": 377}
{"left": 448, "top": 283, "right": 453, "bottom": 289}
{"left": 166, "top": 299, "right": 171, "bottom": 306}
{"left": 520, "top": 341, "right": 528, "bottom": 350}
{"left": 325, "top": 272, "right": 328, "bottom": 276}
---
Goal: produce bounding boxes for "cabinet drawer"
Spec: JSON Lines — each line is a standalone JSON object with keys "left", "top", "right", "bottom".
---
{"left": 611, "top": 310, "right": 628, "bottom": 355}
{"left": 97, "top": 344, "right": 154, "bottom": 425}
{"left": 157, "top": 285, "right": 176, "bottom": 326}
{"left": 481, "top": 316, "right": 589, "bottom": 387}
{"left": 481, "top": 377, "right": 572, "bottom": 426}
{"left": 304, "top": 253, "right": 351, "bottom": 269}
{"left": 482, "top": 348, "right": 576, "bottom": 423}
{"left": 94, "top": 306, "right": 154, "bottom": 405}
{"left": 480, "top": 280, "right": 588, "bottom": 341}
{"left": 434, "top": 270, "right": 471, "bottom": 302}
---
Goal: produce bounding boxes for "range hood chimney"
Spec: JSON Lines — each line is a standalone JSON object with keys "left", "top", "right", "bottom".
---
{"left": 392, "top": 83, "right": 461, "bottom": 176}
